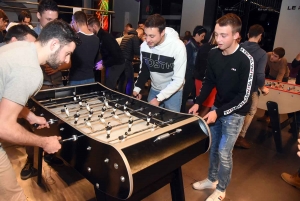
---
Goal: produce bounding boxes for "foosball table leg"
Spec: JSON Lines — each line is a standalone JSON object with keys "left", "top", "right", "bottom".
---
{"left": 33, "top": 146, "right": 44, "bottom": 186}
{"left": 290, "top": 112, "right": 299, "bottom": 139}
{"left": 267, "top": 101, "right": 283, "bottom": 153}
{"left": 170, "top": 167, "right": 185, "bottom": 201}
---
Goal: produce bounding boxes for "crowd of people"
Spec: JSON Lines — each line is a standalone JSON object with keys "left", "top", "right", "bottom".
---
{"left": 0, "top": 1, "right": 300, "bottom": 200}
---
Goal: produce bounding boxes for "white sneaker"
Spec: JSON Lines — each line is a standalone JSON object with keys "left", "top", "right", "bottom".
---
{"left": 206, "top": 189, "right": 226, "bottom": 201}
{"left": 192, "top": 178, "right": 218, "bottom": 190}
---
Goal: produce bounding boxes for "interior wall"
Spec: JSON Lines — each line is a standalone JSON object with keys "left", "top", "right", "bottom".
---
{"left": 180, "top": 0, "right": 206, "bottom": 36}
{"left": 111, "top": 0, "right": 140, "bottom": 33}
{"left": 0, "top": 0, "right": 38, "bottom": 25}
{"left": 274, "top": 0, "right": 300, "bottom": 62}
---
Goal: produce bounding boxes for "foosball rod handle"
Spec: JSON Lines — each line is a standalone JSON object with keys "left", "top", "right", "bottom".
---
{"left": 59, "top": 135, "right": 84, "bottom": 143}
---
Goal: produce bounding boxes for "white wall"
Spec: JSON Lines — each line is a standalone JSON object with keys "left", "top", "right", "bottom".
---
{"left": 112, "top": 0, "right": 140, "bottom": 33}
{"left": 274, "top": 0, "right": 300, "bottom": 62}
{"left": 180, "top": 0, "right": 206, "bottom": 36}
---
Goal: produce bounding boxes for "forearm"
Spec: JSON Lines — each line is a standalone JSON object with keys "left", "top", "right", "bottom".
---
{"left": 0, "top": 122, "right": 44, "bottom": 148}
{"left": 257, "top": 73, "right": 266, "bottom": 88}
{"left": 18, "top": 107, "right": 36, "bottom": 124}
{"left": 195, "top": 82, "right": 214, "bottom": 105}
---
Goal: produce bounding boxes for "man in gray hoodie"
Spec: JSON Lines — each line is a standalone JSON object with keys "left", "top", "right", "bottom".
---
{"left": 133, "top": 14, "right": 186, "bottom": 112}
{"left": 235, "top": 24, "right": 269, "bottom": 149}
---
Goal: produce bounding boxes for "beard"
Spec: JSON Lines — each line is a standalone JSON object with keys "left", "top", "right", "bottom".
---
{"left": 46, "top": 48, "right": 60, "bottom": 69}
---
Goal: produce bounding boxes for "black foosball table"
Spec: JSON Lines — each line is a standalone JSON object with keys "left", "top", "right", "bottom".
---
{"left": 29, "top": 83, "right": 211, "bottom": 201}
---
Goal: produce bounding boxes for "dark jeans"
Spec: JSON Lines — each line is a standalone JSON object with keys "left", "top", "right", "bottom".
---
{"left": 105, "top": 63, "right": 125, "bottom": 90}
{"left": 118, "top": 60, "right": 134, "bottom": 95}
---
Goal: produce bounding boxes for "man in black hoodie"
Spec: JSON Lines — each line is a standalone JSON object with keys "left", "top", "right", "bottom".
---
{"left": 189, "top": 13, "right": 254, "bottom": 201}
{"left": 87, "top": 17, "right": 125, "bottom": 90}
{"left": 235, "top": 24, "right": 269, "bottom": 149}
{"left": 118, "top": 28, "right": 140, "bottom": 95}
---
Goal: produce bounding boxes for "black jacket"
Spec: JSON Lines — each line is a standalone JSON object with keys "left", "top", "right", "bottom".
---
{"left": 119, "top": 29, "right": 140, "bottom": 61}
{"left": 97, "top": 29, "right": 124, "bottom": 67}
{"left": 195, "top": 46, "right": 254, "bottom": 117}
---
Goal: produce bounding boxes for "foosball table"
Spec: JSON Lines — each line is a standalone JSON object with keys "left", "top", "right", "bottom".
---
{"left": 29, "top": 83, "right": 210, "bottom": 201}
{"left": 257, "top": 79, "right": 300, "bottom": 152}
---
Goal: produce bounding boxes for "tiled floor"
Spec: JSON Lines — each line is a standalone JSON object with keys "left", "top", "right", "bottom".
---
{"left": 4, "top": 108, "right": 300, "bottom": 201}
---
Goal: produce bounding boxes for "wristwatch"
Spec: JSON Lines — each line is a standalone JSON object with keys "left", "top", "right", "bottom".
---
{"left": 155, "top": 95, "right": 162, "bottom": 102}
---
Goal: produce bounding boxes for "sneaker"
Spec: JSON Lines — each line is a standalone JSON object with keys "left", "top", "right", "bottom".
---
{"left": 235, "top": 136, "right": 251, "bottom": 149}
{"left": 192, "top": 178, "right": 218, "bottom": 190}
{"left": 206, "top": 189, "right": 226, "bottom": 201}
{"left": 20, "top": 161, "right": 38, "bottom": 180}
{"left": 281, "top": 172, "right": 300, "bottom": 188}
{"left": 44, "top": 154, "right": 64, "bottom": 166}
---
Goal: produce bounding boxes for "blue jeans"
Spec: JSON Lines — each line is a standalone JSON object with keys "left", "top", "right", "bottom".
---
{"left": 208, "top": 106, "right": 245, "bottom": 192}
{"left": 147, "top": 87, "right": 183, "bottom": 112}
{"left": 69, "top": 78, "right": 95, "bottom": 86}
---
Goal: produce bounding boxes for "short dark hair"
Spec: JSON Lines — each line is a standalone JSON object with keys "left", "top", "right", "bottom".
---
{"left": 273, "top": 47, "right": 285, "bottom": 58}
{"left": 216, "top": 13, "right": 242, "bottom": 33}
{"left": 193, "top": 26, "right": 207, "bottom": 37}
{"left": 18, "top": 10, "right": 32, "bottom": 22}
{"left": 38, "top": 0, "right": 59, "bottom": 15}
{"left": 248, "top": 24, "right": 264, "bottom": 38}
{"left": 87, "top": 16, "right": 100, "bottom": 27}
{"left": 145, "top": 14, "right": 166, "bottom": 33}
{"left": 37, "top": 20, "right": 80, "bottom": 47}
{"left": 73, "top": 11, "right": 87, "bottom": 26}
{"left": 4, "top": 24, "right": 37, "bottom": 42}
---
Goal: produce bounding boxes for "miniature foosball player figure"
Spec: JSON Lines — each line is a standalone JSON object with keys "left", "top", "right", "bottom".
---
{"left": 84, "top": 118, "right": 93, "bottom": 131}
{"left": 64, "top": 105, "right": 70, "bottom": 117}
{"left": 98, "top": 114, "right": 106, "bottom": 124}
{"left": 101, "top": 105, "right": 107, "bottom": 115}
{"left": 85, "top": 101, "right": 91, "bottom": 111}
{"left": 146, "top": 112, "right": 152, "bottom": 126}
{"left": 106, "top": 122, "right": 112, "bottom": 138}
{"left": 128, "top": 116, "right": 133, "bottom": 132}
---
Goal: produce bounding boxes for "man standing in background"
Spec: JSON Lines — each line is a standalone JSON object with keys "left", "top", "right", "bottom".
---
{"left": 181, "top": 25, "right": 206, "bottom": 113}
{"left": 235, "top": 24, "right": 269, "bottom": 149}
{"left": 87, "top": 17, "right": 125, "bottom": 90}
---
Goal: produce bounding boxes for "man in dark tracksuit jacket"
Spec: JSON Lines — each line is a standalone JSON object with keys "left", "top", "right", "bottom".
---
{"left": 118, "top": 28, "right": 140, "bottom": 95}
{"left": 87, "top": 17, "right": 125, "bottom": 90}
{"left": 189, "top": 14, "right": 254, "bottom": 201}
